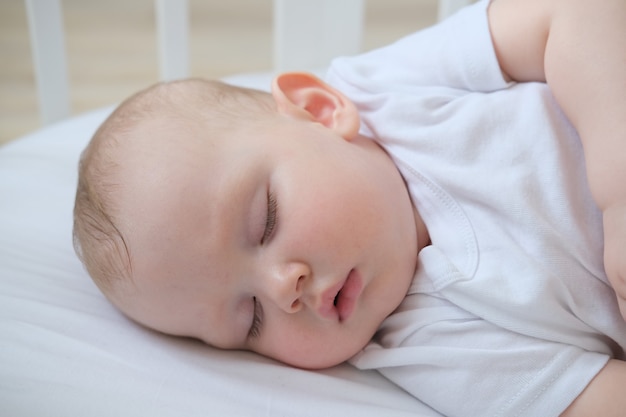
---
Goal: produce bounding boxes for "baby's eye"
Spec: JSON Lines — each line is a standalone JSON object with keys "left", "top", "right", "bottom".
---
{"left": 261, "top": 192, "right": 277, "bottom": 244}
{"left": 248, "top": 297, "right": 263, "bottom": 339}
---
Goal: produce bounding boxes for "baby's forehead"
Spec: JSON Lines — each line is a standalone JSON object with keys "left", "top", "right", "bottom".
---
{"left": 115, "top": 112, "right": 198, "bottom": 151}
{"left": 106, "top": 94, "right": 276, "bottom": 181}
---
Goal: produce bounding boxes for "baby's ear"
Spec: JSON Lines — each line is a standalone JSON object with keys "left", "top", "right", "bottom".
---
{"left": 271, "top": 72, "right": 360, "bottom": 140}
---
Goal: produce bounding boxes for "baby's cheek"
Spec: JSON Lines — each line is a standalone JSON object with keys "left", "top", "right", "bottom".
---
{"left": 256, "top": 324, "right": 346, "bottom": 369}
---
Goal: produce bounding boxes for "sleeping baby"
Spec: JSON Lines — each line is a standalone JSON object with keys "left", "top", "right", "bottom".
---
{"left": 72, "top": 0, "right": 626, "bottom": 415}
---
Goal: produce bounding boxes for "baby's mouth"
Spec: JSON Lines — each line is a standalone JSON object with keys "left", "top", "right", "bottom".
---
{"left": 334, "top": 269, "right": 363, "bottom": 322}
{"left": 318, "top": 269, "right": 364, "bottom": 322}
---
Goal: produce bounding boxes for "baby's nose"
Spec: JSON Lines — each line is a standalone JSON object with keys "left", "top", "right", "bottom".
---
{"left": 268, "top": 261, "right": 310, "bottom": 314}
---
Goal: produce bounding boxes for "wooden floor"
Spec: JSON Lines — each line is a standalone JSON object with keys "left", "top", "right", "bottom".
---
{"left": 0, "top": 0, "right": 438, "bottom": 145}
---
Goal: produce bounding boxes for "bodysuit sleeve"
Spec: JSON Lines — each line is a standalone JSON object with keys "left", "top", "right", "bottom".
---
{"left": 326, "top": 0, "right": 510, "bottom": 97}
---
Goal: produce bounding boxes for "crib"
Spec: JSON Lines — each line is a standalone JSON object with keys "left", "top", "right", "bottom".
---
{"left": 1, "top": 1, "right": 472, "bottom": 416}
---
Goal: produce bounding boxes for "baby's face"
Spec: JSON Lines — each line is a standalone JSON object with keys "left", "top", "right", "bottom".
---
{"left": 113, "top": 85, "right": 422, "bottom": 369}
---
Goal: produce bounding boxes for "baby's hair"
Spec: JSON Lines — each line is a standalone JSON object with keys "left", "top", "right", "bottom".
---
{"left": 73, "top": 78, "right": 274, "bottom": 299}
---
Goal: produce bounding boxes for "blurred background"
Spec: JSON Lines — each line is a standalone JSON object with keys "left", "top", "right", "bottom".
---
{"left": 0, "top": 0, "right": 438, "bottom": 145}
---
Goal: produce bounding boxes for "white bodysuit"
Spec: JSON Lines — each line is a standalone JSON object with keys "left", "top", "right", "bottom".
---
{"left": 326, "top": 1, "right": 626, "bottom": 416}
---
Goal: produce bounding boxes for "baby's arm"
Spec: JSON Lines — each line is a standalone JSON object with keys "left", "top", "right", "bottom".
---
{"left": 559, "top": 359, "right": 626, "bottom": 417}
{"left": 489, "top": 0, "right": 626, "bottom": 315}
{"left": 487, "top": 0, "right": 626, "bottom": 415}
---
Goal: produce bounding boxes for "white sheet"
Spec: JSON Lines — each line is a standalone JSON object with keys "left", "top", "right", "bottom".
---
{"left": 0, "top": 74, "right": 442, "bottom": 416}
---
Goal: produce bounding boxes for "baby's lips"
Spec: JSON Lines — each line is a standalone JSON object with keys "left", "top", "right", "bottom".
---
{"left": 336, "top": 269, "right": 363, "bottom": 322}
{"left": 317, "top": 280, "right": 344, "bottom": 320}
{"left": 316, "top": 269, "right": 364, "bottom": 322}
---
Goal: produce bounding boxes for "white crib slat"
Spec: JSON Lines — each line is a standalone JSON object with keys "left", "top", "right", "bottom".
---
{"left": 273, "top": 0, "right": 364, "bottom": 72}
{"left": 25, "top": 0, "right": 70, "bottom": 125}
{"left": 438, "top": 0, "right": 474, "bottom": 20}
{"left": 155, "top": 0, "right": 189, "bottom": 81}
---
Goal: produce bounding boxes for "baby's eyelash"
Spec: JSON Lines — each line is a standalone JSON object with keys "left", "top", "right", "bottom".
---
{"left": 248, "top": 297, "right": 263, "bottom": 339}
{"left": 261, "top": 192, "right": 277, "bottom": 244}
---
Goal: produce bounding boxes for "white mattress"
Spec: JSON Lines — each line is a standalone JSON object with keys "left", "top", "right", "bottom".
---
{"left": 0, "top": 74, "right": 442, "bottom": 416}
